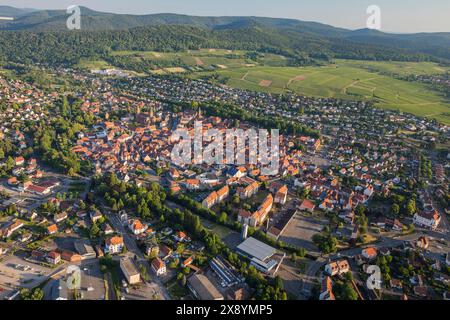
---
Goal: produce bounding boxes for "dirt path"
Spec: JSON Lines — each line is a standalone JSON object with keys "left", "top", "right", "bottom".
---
{"left": 195, "top": 57, "right": 204, "bottom": 66}
{"left": 241, "top": 72, "right": 249, "bottom": 81}
{"left": 287, "top": 75, "right": 307, "bottom": 87}
{"left": 341, "top": 77, "right": 377, "bottom": 94}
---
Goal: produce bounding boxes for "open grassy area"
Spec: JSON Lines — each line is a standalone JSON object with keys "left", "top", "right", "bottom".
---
{"left": 68, "top": 181, "right": 87, "bottom": 193}
{"left": 76, "top": 58, "right": 112, "bottom": 70}
{"left": 109, "top": 48, "right": 285, "bottom": 71}
{"left": 199, "top": 217, "right": 234, "bottom": 240}
{"left": 189, "top": 59, "right": 450, "bottom": 124}
{"left": 166, "top": 277, "right": 190, "bottom": 299}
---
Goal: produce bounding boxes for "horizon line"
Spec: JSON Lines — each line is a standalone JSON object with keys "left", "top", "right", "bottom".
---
{"left": 2, "top": 5, "right": 450, "bottom": 34}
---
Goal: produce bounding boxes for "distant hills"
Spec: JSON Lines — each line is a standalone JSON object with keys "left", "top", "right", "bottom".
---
{"left": 0, "top": 6, "right": 449, "bottom": 64}
{"left": 0, "top": 6, "right": 35, "bottom": 18}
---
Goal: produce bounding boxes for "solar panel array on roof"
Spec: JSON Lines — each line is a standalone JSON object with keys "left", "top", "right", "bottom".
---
{"left": 236, "top": 237, "right": 276, "bottom": 261}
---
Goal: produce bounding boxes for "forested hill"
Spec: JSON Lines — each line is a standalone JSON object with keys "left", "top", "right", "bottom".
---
{"left": 0, "top": 6, "right": 449, "bottom": 65}
{"left": 0, "top": 6, "right": 35, "bottom": 18}
{"left": 0, "top": 26, "right": 436, "bottom": 67}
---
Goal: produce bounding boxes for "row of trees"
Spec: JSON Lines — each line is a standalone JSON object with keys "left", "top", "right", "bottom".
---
{"left": 169, "top": 192, "right": 306, "bottom": 257}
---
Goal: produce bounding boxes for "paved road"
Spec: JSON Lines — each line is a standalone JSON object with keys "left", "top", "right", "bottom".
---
{"left": 105, "top": 208, "right": 171, "bottom": 300}
{"left": 298, "top": 230, "right": 449, "bottom": 299}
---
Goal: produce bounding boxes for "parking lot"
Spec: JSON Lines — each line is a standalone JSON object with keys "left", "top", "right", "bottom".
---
{"left": 0, "top": 254, "right": 53, "bottom": 299}
{"left": 41, "top": 258, "right": 106, "bottom": 300}
{"left": 279, "top": 212, "right": 328, "bottom": 253}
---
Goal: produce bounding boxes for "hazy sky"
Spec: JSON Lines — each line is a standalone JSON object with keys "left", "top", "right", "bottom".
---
{"left": 2, "top": 0, "right": 449, "bottom": 33}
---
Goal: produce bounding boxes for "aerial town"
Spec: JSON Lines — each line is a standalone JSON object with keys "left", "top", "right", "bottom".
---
{"left": 0, "top": 64, "right": 448, "bottom": 302}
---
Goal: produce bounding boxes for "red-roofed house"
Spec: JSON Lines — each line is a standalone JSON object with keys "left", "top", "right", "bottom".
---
{"left": 128, "top": 219, "right": 148, "bottom": 235}
{"left": 46, "top": 251, "right": 61, "bottom": 265}
{"left": 362, "top": 247, "right": 378, "bottom": 260}
{"left": 47, "top": 224, "right": 58, "bottom": 235}
{"left": 105, "top": 236, "right": 124, "bottom": 254}
{"left": 299, "top": 199, "right": 316, "bottom": 212}
{"left": 182, "top": 256, "right": 194, "bottom": 268}
{"left": 15, "top": 156, "right": 25, "bottom": 166}
{"left": 151, "top": 257, "right": 167, "bottom": 276}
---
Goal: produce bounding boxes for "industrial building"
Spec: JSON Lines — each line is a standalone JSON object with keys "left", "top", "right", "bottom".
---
{"left": 209, "top": 256, "right": 242, "bottom": 288}
{"left": 236, "top": 237, "right": 280, "bottom": 274}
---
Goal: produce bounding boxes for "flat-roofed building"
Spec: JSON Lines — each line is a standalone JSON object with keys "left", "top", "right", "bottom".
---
{"left": 209, "top": 256, "right": 241, "bottom": 288}
{"left": 187, "top": 274, "right": 224, "bottom": 300}
{"left": 236, "top": 237, "right": 280, "bottom": 274}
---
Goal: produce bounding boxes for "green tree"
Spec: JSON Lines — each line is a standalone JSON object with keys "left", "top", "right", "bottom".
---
{"left": 89, "top": 223, "right": 100, "bottom": 238}
{"left": 391, "top": 204, "right": 400, "bottom": 216}
{"left": 405, "top": 199, "right": 416, "bottom": 216}
{"left": 219, "top": 212, "right": 228, "bottom": 224}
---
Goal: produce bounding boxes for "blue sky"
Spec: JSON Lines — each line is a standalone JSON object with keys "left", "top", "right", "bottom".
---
{"left": 2, "top": 0, "right": 450, "bottom": 33}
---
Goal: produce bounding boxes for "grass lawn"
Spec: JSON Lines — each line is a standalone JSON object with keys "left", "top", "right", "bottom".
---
{"left": 166, "top": 277, "right": 190, "bottom": 299}
{"left": 68, "top": 181, "right": 87, "bottom": 193}
{"left": 76, "top": 58, "right": 112, "bottom": 70}
{"left": 199, "top": 217, "right": 235, "bottom": 240}
{"left": 361, "top": 234, "right": 378, "bottom": 244}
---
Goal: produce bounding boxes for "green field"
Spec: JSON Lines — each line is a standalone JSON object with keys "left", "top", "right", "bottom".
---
{"left": 76, "top": 49, "right": 450, "bottom": 124}
{"left": 190, "top": 59, "right": 450, "bottom": 124}
{"left": 108, "top": 49, "right": 287, "bottom": 72}
{"left": 76, "top": 58, "right": 112, "bottom": 70}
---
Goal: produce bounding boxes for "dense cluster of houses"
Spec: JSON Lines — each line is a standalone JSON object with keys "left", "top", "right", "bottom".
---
{"left": 0, "top": 66, "right": 448, "bottom": 301}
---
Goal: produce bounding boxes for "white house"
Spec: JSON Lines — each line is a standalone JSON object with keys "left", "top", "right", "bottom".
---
{"left": 324, "top": 260, "right": 350, "bottom": 276}
{"left": 128, "top": 219, "right": 148, "bottom": 235}
{"left": 413, "top": 210, "right": 441, "bottom": 230}
{"left": 105, "top": 236, "right": 124, "bottom": 254}
{"left": 151, "top": 257, "right": 167, "bottom": 276}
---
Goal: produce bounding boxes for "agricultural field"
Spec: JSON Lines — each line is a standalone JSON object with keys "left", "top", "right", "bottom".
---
{"left": 109, "top": 49, "right": 253, "bottom": 72}
{"left": 190, "top": 59, "right": 450, "bottom": 124}
{"left": 75, "top": 49, "right": 449, "bottom": 124}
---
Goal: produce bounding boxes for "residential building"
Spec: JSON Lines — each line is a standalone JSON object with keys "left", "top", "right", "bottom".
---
{"left": 46, "top": 251, "right": 61, "bottom": 265}
{"left": 324, "top": 260, "right": 350, "bottom": 276}
{"left": 299, "top": 199, "right": 315, "bottom": 212}
{"left": 362, "top": 247, "right": 378, "bottom": 260}
{"left": 120, "top": 257, "right": 141, "bottom": 285}
{"left": 274, "top": 185, "right": 288, "bottom": 205}
{"left": 151, "top": 257, "right": 167, "bottom": 276}
{"left": 105, "top": 236, "right": 124, "bottom": 254}
{"left": 413, "top": 210, "right": 441, "bottom": 230}
{"left": 237, "top": 182, "right": 259, "bottom": 199}
{"left": 319, "top": 276, "right": 335, "bottom": 300}
{"left": 128, "top": 219, "right": 148, "bottom": 235}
